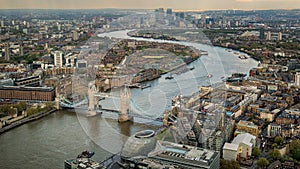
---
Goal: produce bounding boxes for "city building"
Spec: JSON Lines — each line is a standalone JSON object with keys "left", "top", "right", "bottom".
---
{"left": 223, "top": 133, "right": 256, "bottom": 160}
{"left": 266, "top": 31, "right": 272, "bottom": 40}
{"left": 278, "top": 32, "right": 283, "bottom": 41}
{"left": 120, "top": 130, "right": 220, "bottom": 169}
{"left": 0, "top": 86, "right": 55, "bottom": 101}
{"left": 223, "top": 143, "right": 239, "bottom": 161}
{"left": 275, "top": 112, "right": 297, "bottom": 125}
{"left": 295, "top": 72, "right": 300, "bottom": 87}
{"left": 14, "top": 75, "right": 41, "bottom": 87}
{"left": 166, "top": 8, "right": 173, "bottom": 15}
{"left": 72, "top": 30, "right": 79, "bottom": 41}
{"left": 267, "top": 123, "right": 282, "bottom": 137}
{"left": 132, "top": 68, "right": 160, "bottom": 83}
{"left": 260, "top": 108, "right": 281, "bottom": 122}
{"left": 4, "top": 44, "right": 10, "bottom": 61}
{"left": 235, "top": 120, "right": 259, "bottom": 137}
{"left": 53, "top": 51, "right": 64, "bottom": 67}
{"left": 259, "top": 28, "right": 265, "bottom": 40}
{"left": 203, "top": 130, "right": 225, "bottom": 151}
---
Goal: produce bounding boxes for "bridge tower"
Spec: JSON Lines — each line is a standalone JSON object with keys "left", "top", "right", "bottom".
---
{"left": 87, "top": 81, "right": 97, "bottom": 117}
{"left": 118, "top": 86, "right": 132, "bottom": 123}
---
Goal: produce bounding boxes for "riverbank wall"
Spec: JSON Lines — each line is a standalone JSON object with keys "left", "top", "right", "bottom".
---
{"left": 0, "top": 108, "right": 57, "bottom": 135}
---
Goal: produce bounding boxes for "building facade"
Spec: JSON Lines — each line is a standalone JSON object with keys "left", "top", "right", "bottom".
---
{"left": 0, "top": 86, "right": 55, "bottom": 101}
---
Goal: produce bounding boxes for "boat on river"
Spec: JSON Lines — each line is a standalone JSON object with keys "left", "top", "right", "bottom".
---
{"left": 165, "top": 74, "right": 174, "bottom": 80}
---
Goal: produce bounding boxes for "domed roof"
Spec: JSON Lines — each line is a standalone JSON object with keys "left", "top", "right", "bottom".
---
{"left": 121, "top": 130, "right": 157, "bottom": 159}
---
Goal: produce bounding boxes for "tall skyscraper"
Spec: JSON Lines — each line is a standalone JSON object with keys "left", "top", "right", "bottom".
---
{"left": 259, "top": 28, "right": 265, "bottom": 40}
{"left": 54, "top": 51, "right": 64, "bottom": 67}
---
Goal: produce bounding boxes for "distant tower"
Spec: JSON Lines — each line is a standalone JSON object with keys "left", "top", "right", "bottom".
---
{"left": 278, "top": 32, "right": 282, "bottom": 41}
{"left": 295, "top": 72, "right": 300, "bottom": 87}
{"left": 118, "top": 86, "right": 132, "bottom": 123}
{"left": 266, "top": 31, "right": 271, "bottom": 40}
{"left": 1, "top": 20, "right": 4, "bottom": 28}
{"left": 20, "top": 43, "right": 24, "bottom": 56}
{"left": 166, "top": 8, "right": 173, "bottom": 15}
{"left": 4, "top": 44, "right": 10, "bottom": 61}
{"left": 72, "top": 30, "right": 79, "bottom": 41}
{"left": 259, "top": 28, "right": 265, "bottom": 40}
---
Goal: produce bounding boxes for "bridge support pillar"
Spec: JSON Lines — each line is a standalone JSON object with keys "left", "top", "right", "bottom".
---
{"left": 118, "top": 86, "right": 133, "bottom": 123}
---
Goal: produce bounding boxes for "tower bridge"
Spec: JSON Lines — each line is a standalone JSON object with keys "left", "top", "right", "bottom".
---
{"left": 58, "top": 82, "right": 161, "bottom": 123}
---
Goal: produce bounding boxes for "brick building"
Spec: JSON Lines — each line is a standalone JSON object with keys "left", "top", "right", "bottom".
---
{"left": 0, "top": 86, "right": 55, "bottom": 101}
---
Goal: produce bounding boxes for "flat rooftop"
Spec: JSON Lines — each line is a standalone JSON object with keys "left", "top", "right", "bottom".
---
{"left": 0, "top": 85, "right": 54, "bottom": 92}
{"left": 149, "top": 141, "right": 219, "bottom": 167}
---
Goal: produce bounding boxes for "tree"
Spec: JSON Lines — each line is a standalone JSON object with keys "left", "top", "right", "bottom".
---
{"left": 253, "top": 147, "right": 261, "bottom": 158}
{"left": 274, "top": 136, "right": 284, "bottom": 145}
{"left": 290, "top": 140, "right": 300, "bottom": 161}
{"left": 220, "top": 159, "right": 240, "bottom": 169}
{"left": 257, "top": 157, "right": 269, "bottom": 168}
{"left": 15, "top": 102, "right": 27, "bottom": 113}
{"left": 268, "top": 149, "right": 281, "bottom": 160}
{"left": 271, "top": 143, "right": 278, "bottom": 149}
{"left": 26, "top": 107, "right": 39, "bottom": 116}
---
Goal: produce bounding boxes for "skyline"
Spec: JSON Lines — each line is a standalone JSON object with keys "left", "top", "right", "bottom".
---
{"left": 0, "top": 0, "right": 300, "bottom": 10}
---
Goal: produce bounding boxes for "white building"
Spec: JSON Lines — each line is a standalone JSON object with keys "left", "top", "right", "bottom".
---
{"left": 266, "top": 31, "right": 271, "bottom": 40}
{"left": 222, "top": 133, "right": 256, "bottom": 160}
{"left": 223, "top": 143, "right": 239, "bottom": 161}
{"left": 278, "top": 32, "right": 282, "bottom": 41}
{"left": 295, "top": 72, "right": 300, "bottom": 87}
{"left": 54, "top": 51, "right": 64, "bottom": 67}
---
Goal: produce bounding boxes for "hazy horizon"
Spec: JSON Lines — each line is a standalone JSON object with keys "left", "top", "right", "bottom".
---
{"left": 0, "top": 0, "right": 300, "bottom": 10}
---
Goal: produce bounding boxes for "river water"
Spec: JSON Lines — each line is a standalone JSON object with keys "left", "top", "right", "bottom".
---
{"left": 0, "top": 30, "right": 257, "bottom": 169}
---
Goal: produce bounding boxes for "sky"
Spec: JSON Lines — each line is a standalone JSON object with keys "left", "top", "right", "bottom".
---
{"left": 0, "top": 0, "right": 300, "bottom": 10}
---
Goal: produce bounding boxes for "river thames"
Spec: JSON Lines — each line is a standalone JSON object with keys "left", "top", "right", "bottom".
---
{"left": 0, "top": 30, "right": 258, "bottom": 169}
